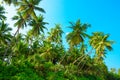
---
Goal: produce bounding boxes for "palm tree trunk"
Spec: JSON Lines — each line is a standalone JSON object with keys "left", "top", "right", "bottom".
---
{"left": 77, "top": 48, "right": 93, "bottom": 66}
{"left": 72, "top": 42, "right": 86, "bottom": 64}
{"left": 79, "top": 58, "right": 88, "bottom": 70}
{"left": 59, "top": 53, "right": 67, "bottom": 64}
{"left": 14, "top": 27, "right": 20, "bottom": 37}
{"left": 72, "top": 54, "right": 85, "bottom": 64}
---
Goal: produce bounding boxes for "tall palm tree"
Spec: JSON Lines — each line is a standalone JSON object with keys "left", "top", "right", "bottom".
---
{"left": 12, "top": 36, "right": 29, "bottom": 57}
{"left": 28, "top": 15, "right": 48, "bottom": 36}
{"left": 0, "top": 6, "right": 6, "bottom": 20}
{"left": 89, "top": 32, "right": 114, "bottom": 59}
{"left": 0, "top": 21, "right": 12, "bottom": 62}
{"left": 63, "top": 20, "right": 90, "bottom": 66}
{"left": 12, "top": 12, "right": 27, "bottom": 36}
{"left": 66, "top": 19, "right": 90, "bottom": 49}
{"left": 0, "top": 21, "right": 12, "bottom": 45}
{"left": 17, "top": 0, "right": 45, "bottom": 22}
{"left": 47, "top": 24, "right": 63, "bottom": 44}
{"left": 12, "top": 0, "right": 46, "bottom": 36}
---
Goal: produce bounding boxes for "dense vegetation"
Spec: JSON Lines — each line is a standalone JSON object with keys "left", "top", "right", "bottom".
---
{"left": 0, "top": 0, "right": 120, "bottom": 80}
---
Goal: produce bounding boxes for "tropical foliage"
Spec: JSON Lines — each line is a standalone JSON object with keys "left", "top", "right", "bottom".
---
{"left": 0, "top": 0, "right": 120, "bottom": 80}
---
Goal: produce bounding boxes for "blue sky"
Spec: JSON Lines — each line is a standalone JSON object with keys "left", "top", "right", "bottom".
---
{"left": 3, "top": 0, "right": 120, "bottom": 70}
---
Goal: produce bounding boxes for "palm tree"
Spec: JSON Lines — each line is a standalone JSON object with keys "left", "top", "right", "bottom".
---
{"left": 89, "top": 32, "right": 114, "bottom": 59}
{"left": 0, "top": 21, "right": 12, "bottom": 45}
{"left": 39, "top": 41, "right": 64, "bottom": 64}
{"left": 63, "top": 20, "right": 90, "bottom": 66}
{"left": 12, "top": 0, "right": 46, "bottom": 36}
{"left": 12, "top": 35, "right": 29, "bottom": 57}
{"left": 28, "top": 15, "right": 48, "bottom": 36}
{"left": 47, "top": 24, "right": 63, "bottom": 44}
{"left": 17, "top": 0, "right": 45, "bottom": 22}
{"left": 66, "top": 19, "right": 90, "bottom": 49}
{"left": 0, "top": 6, "right": 6, "bottom": 20}
{"left": 12, "top": 12, "right": 27, "bottom": 36}
{"left": 0, "top": 21, "right": 12, "bottom": 62}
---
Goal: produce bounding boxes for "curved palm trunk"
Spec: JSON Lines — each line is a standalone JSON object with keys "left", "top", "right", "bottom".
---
{"left": 59, "top": 53, "right": 67, "bottom": 64}
{"left": 72, "top": 54, "right": 85, "bottom": 64}
{"left": 79, "top": 58, "right": 88, "bottom": 71}
{"left": 14, "top": 27, "right": 20, "bottom": 37}
{"left": 77, "top": 48, "right": 93, "bottom": 66}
